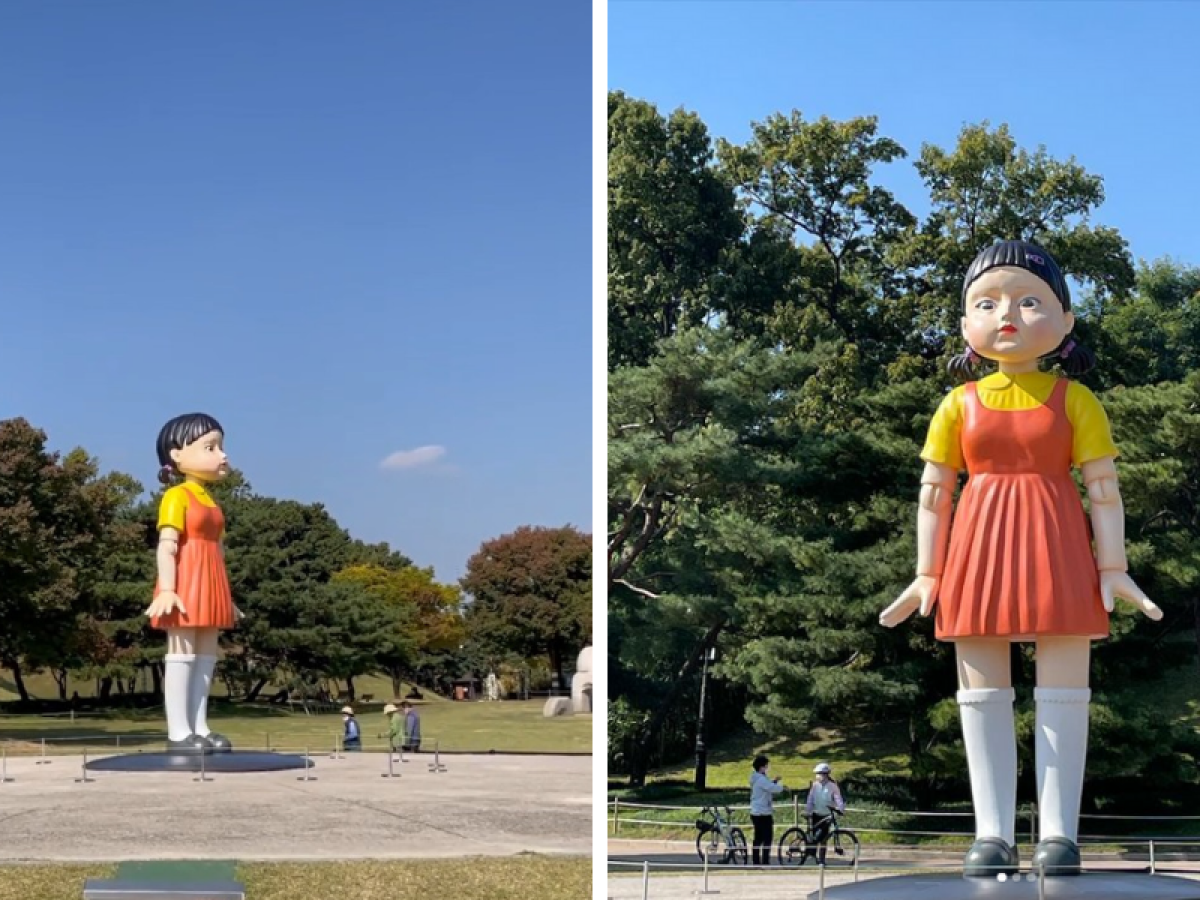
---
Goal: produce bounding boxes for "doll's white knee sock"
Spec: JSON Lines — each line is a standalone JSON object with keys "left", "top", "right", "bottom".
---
{"left": 1035, "top": 687, "right": 1090, "bottom": 843}
{"left": 958, "top": 687, "right": 1017, "bottom": 845}
{"left": 190, "top": 654, "right": 217, "bottom": 737}
{"left": 164, "top": 653, "right": 195, "bottom": 741}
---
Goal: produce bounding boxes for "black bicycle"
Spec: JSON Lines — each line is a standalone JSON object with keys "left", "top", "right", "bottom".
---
{"left": 777, "top": 808, "right": 860, "bottom": 867}
{"left": 694, "top": 805, "right": 749, "bottom": 865}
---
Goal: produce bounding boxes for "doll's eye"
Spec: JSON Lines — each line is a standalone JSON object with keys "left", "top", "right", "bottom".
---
{"left": 975, "top": 299, "right": 995, "bottom": 311}
{"left": 1020, "top": 296, "right": 1041, "bottom": 308}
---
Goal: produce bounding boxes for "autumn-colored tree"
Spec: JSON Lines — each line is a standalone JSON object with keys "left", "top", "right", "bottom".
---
{"left": 334, "top": 564, "right": 464, "bottom": 696}
{"left": 461, "top": 525, "right": 592, "bottom": 687}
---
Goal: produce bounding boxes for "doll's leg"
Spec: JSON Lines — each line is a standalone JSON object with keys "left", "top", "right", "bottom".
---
{"left": 164, "top": 628, "right": 200, "bottom": 746}
{"left": 1031, "top": 636, "right": 1090, "bottom": 875}
{"left": 189, "top": 628, "right": 231, "bottom": 751}
{"left": 956, "top": 638, "right": 1019, "bottom": 876}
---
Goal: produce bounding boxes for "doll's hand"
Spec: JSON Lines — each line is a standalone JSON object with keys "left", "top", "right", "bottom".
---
{"left": 1100, "top": 570, "right": 1162, "bottom": 620}
{"left": 880, "top": 575, "right": 939, "bottom": 627}
{"left": 145, "top": 591, "right": 185, "bottom": 619}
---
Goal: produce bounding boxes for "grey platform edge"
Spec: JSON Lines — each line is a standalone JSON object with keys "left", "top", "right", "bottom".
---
{"left": 82, "top": 879, "right": 245, "bottom": 900}
{"left": 808, "top": 872, "right": 1200, "bottom": 899}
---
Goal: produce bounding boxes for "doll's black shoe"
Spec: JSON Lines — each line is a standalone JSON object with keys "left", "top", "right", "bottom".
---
{"left": 204, "top": 732, "right": 232, "bottom": 753}
{"left": 963, "top": 837, "right": 1019, "bottom": 877}
{"left": 1032, "top": 836, "right": 1081, "bottom": 876}
{"left": 167, "top": 734, "right": 213, "bottom": 755}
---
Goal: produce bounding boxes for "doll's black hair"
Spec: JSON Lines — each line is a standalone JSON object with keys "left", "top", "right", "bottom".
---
{"left": 156, "top": 413, "right": 224, "bottom": 484}
{"left": 948, "top": 240, "right": 1096, "bottom": 380}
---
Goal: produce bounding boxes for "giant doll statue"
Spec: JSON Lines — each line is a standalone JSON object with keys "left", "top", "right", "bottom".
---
{"left": 144, "top": 413, "right": 240, "bottom": 755}
{"left": 880, "top": 241, "right": 1162, "bottom": 877}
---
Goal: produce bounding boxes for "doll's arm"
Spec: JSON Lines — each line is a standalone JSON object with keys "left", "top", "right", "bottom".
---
{"left": 1081, "top": 457, "right": 1162, "bottom": 619}
{"left": 881, "top": 461, "right": 957, "bottom": 626}
{"left": 156, "top": 527, "right": 180, "bottom": 592}
{"left": 916, "top": 462, "right": 957, "bottom": 578}
{"left": 145, "top": 528, "right": 185, "bottom": 617}
{"left": 1081, "top": 457, "right": 1125, "bottom": 571}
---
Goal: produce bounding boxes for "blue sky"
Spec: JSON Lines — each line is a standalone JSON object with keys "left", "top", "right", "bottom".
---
{"left": 0, "top": 2, "right": 591, "bottom": 583}
{"left": 610, "top": 0, "right": 1200, "bottom": 266}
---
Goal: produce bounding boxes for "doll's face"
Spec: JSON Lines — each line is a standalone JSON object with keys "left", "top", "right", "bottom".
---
{"left": 170, "top": 429, "right": 228, "bottom": 482}
{"left": 961, "top": 266, "right": 1073, "bottom": 365}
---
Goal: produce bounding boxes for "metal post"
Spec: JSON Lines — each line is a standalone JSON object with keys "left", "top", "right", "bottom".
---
{"left": 116, "top": 734, "right": 121, "bottom": 750}
{"left": 427, "top": 738, "right": 446, "bottom": 773}
{"left": 1028, "top": 804, "right": 1037, "bottom": 845}
{"left": 1036, "top": 863, "right": 1046, "bottom": 900}
{"left": 853, "top": 844, "right": 860, "bottom": 882}
{"left": 74, "top": 749, "right": 93, "bottom": 784}
{"left": 793, "top": 794, "right": 800, "bottom": 827}
{"left": 695, "top": 844, "right": 719, "bottom": 896}
{"left": 1150, "top": 839, "right": 1156, "bottom": 875}
{"left": 36, "top": 737, "right": 51, "bottom": 765}
{"left": 694, "top": 649, "right": 711, "bottom": 790}
{"left": 640, "top": 860, "right": 650, "bottom": 900}
{"left": 381, "top": 747, "right": 400, "bottom": 778}
{"left": 296, "top": 747, "right": 317, "bottom": 782}
{"left": 613, "top": 798, "right": 620, "bottom": 835}
{"left": 1, "top": 746, "right": 12, "bottom": 783}
{"left": 818, "top": 859, "right": 826, "bottom": 900}
{"left": 330, "top": 733, "right": 342, "bottom": 760}
{"left": 193, "top": 749, "right": 211, "bottom": 783}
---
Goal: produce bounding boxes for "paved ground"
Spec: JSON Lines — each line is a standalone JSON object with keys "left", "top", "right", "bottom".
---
{"left": 0, "top": 751, "right": 591, "bottom": 861}
{"left": 607, "top": 840, "right": 1200, "bottom": 899}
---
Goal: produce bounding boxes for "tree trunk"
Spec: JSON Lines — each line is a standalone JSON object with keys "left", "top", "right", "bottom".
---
{"left": 99, "top": 676, "right": 113, "bottom": 700}
{"left": 390, "top": 671, "right": 403, "bottom": 699}
{"left": 1194, "top": 595, "right": 1200, "bottom": 676}
{"left": 54, "top": 667, "right": 69, "bottom": 701}
{"left": 628, "top": 619, "right": 727, "bottom": 787}
{"left": 150, "top": 663, "right": 162, "bottom": 697}
{"left": 7, "top": 660, "right": 30, "bottom": 703}
{"left": 346, "top": 675, "right": 357, "bottom": 702}
{"left": 548, "top": 644, "right": 565, "bottom": 694}
{"left": 245, "top": 676, "right": 270, "bottom": 702}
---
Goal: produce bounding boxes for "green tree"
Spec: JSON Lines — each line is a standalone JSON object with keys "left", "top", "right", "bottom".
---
{"left": 334, "top": 564, "right": 463, "bottom": 697}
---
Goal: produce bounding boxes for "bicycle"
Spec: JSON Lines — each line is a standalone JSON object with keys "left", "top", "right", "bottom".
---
{"left": 777, "top": 807, "right": 860, "bottom": 867}
{"left": 694, "top": 805, "right": 749, "bottom": 865}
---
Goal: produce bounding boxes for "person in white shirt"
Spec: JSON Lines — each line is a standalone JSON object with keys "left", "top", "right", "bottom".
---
{"left": 805, "top": 762, "right": 845, "bottom": 863}
{"left": 749, "top": 754, "right": 786, "bottom": 865}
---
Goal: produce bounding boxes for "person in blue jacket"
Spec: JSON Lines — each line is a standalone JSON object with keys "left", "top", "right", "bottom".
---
{"left": 341, "top": 706, "right": 362, "bottom": 751}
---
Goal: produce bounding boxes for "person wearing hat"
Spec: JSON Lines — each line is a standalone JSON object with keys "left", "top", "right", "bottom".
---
{"left": 805, "top": 762, "right": 845, "bottom": 864}
{"left": 382, "top": 703, "right": 404, "bottom": 752}
{"left": 341, "top": 706, "right": 362, "bottom": 751}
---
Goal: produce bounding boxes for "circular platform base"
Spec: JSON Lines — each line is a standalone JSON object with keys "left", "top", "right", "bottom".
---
{"left": 84, "top": 750, "right": 315, "bottom": 773}
{"left": 809, "top": 872, "right": 1200, "bottom": 899}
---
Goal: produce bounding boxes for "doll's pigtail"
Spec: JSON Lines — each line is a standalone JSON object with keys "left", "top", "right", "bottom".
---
{"left": 1055, "top": 337, "right": 1096, "bottom": 378}
{"left": 158, "top": 463, "right": 177, "bottom": 485}
{"left": 947, "top": 345, "right": 982, "bottom": 381}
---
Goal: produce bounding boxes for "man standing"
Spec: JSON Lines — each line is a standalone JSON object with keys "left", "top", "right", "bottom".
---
{"left": 341, "top": 706, "right": 362, "bottom": 751}
{"left": 401, "top": 700, "right": 422, "bottom": 753}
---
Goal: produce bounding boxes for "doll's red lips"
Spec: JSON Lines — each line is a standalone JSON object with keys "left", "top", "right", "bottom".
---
{"left": 999, "top": 325, "right": 1018, "bottom": 334}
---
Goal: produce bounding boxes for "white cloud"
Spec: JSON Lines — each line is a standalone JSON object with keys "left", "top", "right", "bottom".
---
{"left": 380, "top": 445, "right": 447, "bottom": 471}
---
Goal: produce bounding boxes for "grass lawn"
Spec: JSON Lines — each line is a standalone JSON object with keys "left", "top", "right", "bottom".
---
{"left": 0, "top": 857, "right": 591, "bottom": 900}
{"left": 0, "top": 698, "right": 590, "bottom": 756}
{"left": 609, "top": 663, "right": 1200, "bottom": 845}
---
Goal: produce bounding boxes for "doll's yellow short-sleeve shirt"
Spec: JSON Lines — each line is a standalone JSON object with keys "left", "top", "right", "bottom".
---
{"left": 920, "top": 371, "right": 1118, "bottom": 471}
{"left": 157, "top": 482, "right": 220, "bottom": 533}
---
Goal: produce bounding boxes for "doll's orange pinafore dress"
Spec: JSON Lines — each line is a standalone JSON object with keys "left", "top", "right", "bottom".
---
{"left": 150, "top": 488, "right": 236, "bottom": 631}
{"left": 935, "top": 379, "right": 1108, "bottom": 642}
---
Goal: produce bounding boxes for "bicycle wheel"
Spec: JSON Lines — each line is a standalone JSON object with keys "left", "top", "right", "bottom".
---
{"left": 696, "top": 829, "right": 722, "bottom": 864}
{"left": 777, "top": 826, "right": 812, "bottom": 866}
{"left": 728, "top": 827, "right": 749, "bottom": 865}
{"left": 824, "top": 829, "right": 861, "bottom": 867}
